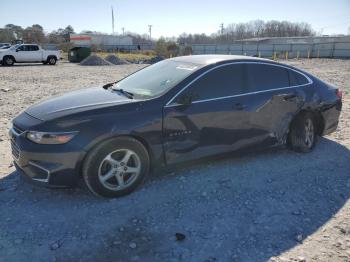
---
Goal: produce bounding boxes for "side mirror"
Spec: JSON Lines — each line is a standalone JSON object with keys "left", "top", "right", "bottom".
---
{"left": 177, "top": 94, "right": 194, "bottom": 106}
{"left": 16, "top": 49, "right": 19, "bottom": 52}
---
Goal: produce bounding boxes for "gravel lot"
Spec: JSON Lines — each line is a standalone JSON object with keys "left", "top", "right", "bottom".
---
{"left": 0, "top": 59, "right": 349, "bottom": 262}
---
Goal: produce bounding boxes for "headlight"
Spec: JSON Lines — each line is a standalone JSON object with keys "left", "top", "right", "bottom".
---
{"left": 26, "top": 131, "right": 78, "bottom": 144}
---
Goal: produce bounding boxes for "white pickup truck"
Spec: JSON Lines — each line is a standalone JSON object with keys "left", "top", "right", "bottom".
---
{"left": 0, "top": 44, "right": 60, "bottom": 66}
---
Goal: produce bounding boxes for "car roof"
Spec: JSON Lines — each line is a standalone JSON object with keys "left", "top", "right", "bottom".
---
{"left": 169, "top": 54, "right": 272, "bottom": 65}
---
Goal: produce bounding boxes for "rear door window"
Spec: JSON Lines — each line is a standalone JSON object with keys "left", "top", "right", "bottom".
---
{"left": 288, "top": 69, "right": 309, "bottom": 86}
{"left": 183, "top": 64, "right": 247, "bottom": 101}
{"left": 29, "top": 45, "right": 39, "bottom": 51}
{"left": 246, "top": 63, "right": 289, "bottom": 92}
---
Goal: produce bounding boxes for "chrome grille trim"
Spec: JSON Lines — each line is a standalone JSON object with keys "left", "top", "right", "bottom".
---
{"left": 11, "top": 140, "right": 20, "bottom": 160}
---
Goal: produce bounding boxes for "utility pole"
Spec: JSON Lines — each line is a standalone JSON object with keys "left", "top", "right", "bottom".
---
{"left": 121, "top": 27, "right": 125, "bottom": 36}
{"left": 220, "top": 23, "right": 224, "bottom": 44}
{"left": 111, "top": 6, "right": 115, "bottom": 35}
{"left": 148, "top": 25, "right": 153, "bottom": 40}
{"left": 220, "top": 23, "right": 224, "bottom": 36}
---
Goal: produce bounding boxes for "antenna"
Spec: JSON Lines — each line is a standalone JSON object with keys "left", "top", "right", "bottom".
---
{"left": 148, "top": 25, "right": 153, "bottom": 40}
{"left": 111, "top": 6, "right": 115, "bottom": 34}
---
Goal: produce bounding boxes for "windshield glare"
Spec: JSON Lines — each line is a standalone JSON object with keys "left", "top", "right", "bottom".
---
{"left": 113, "top": 60, "right": 201, "bottom": 98}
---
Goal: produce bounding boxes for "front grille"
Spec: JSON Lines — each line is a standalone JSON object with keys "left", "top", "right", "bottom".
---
{"left": 12, "top": 125, "right": 24, "bottom": 135}
{"left": 11, "top": 140, "right": 20, "bottom": 160}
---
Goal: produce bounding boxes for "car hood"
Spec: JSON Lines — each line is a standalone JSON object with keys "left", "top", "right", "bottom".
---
{"left": 26, "top": 87, "right": 137, "bottom": 121}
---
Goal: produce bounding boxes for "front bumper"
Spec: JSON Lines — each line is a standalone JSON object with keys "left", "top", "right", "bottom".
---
{"left": 10, "top": 125, "right": 83, "bottom": 187}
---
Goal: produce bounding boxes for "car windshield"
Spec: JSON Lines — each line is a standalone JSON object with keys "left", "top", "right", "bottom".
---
{"left": 112, "top": 60, "right": 201, "bottom": 98}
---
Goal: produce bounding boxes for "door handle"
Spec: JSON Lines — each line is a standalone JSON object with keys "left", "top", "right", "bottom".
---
{"left": 283, "top": 94, "right": 297, "bottom": 101}
{"left": 233, "top": 103, "right": 246, "bottom": 110}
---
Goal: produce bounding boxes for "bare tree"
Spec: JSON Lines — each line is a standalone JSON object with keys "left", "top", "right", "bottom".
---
{"left": 179, "top": 20, "right": 315, "bottom": 45}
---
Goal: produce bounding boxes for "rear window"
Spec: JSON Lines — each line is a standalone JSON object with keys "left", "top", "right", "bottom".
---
{"left": 246, "top": 63, "right": 289, "bottom": 92}
{"left": 288, "top": 70, "right": 309, "bottom": 86}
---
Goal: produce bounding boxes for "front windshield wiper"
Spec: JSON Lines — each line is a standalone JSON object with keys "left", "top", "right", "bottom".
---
{"left": 102, "top": 81, "right": 118, "bottom": 89}
{"left": 103, "top": 82, "right": 134, "bottom": 99}
{"left": 112, "top": 88, "right": 134, "bottom": 99}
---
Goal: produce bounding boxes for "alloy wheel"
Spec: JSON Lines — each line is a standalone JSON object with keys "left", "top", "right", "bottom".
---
{"left": 304, "top": 118, "right": 314, "bottom": 148}
{"left": 5, "top": 57, "right": 14, "bottom": 65}
{"left": 98, "top": 149, "right": 141, "bottom": 191}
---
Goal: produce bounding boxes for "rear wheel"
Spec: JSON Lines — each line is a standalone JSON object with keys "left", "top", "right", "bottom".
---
{"left": 288, "top": 112, "right": 316, "bottom": 152}
{"left": 83, "top": 137, "right": 150, "bottom": 198}
{"left": 47, "top": 56, "right": 57, "bottom": 65}
{"left": 3, "top": 56, "right": 14, "bottom": 66}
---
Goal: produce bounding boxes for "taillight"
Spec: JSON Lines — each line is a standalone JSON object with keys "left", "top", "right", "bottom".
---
{"left": 336, "top": 89, "right": 343, "bottom": 100}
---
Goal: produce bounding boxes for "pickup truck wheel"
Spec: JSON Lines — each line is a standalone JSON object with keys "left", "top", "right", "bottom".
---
{"left": 47, "top": 56, "right": 57, "bottom": 65}
{"left": 83, "top": 137, "right": 150, "bottom": 198}
{"left": 3, "top": 56, "right": 14, "bottom": 66}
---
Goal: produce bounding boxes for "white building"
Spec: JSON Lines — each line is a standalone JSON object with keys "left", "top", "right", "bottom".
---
{"left": 70, "top": 33, "right": 133, "bottom": 49}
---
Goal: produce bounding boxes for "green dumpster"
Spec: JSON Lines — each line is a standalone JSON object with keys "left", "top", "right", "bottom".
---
{"left": 68, "top": 47, "right": 91, "bottom": 63}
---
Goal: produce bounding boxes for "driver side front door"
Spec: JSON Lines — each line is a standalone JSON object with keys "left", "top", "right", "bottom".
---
{"left": 163, "top": 63, "right": 258, "bottom": 164}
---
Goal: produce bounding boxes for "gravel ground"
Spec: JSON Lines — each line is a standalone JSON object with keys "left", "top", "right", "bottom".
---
{"left": 0, "top": 59, "right": 349, "bottom": 262}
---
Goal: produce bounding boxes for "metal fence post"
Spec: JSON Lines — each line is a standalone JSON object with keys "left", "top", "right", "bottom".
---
{"left": 331, "top": 42, "right": 336, "bottom": 58}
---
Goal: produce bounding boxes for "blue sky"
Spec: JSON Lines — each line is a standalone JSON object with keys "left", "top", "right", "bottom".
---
{"left": 1, "top": 0, "right": 350, "bottom": 37}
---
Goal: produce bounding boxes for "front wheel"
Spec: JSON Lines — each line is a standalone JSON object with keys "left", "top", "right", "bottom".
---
{"left": 83, "top": 137, "right": 150, "bottom": 198}
{"left": 288, "top": 112, "right": 317, "bottom": 153}
{"left": 3, "top": 56, "right": 14, "bottom": 66}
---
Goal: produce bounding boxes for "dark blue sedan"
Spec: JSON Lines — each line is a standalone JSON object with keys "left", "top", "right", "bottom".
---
{"left": 10, "top": 55, "right": 342, "bottom": 197}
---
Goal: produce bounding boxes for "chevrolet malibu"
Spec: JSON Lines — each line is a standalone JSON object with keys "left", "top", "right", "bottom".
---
{"left": 10, "top": 55, "right": 342, "bottom": 197}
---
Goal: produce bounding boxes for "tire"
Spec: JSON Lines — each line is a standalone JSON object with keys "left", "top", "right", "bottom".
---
{"left": 83, "top": 137, "right": 150, "bottom": 198}
{"left": 3, "top": 56, "right": 14, "bottom": 66}
{"left": 288, "top": 112, "right": 317, "bottom": 153}
{"left": 47, "top": 56, "right": 57, "bottom": 65}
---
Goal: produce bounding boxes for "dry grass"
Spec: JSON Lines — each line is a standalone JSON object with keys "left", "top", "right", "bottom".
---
{"left": 98, "top": 52, "right": 155, "bottom": 62}
{"left": 61, "top": 51, "right": 155, "bottom": 62}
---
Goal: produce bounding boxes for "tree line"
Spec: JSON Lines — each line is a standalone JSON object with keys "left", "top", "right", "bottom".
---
{"left": 0, "top": 20, "right": 316, "bottom": 47}
{"left": 0, "top": 24, "right": 75, "bottom": 44}
{"left": 178, "top": 20, "right": 316, "bottom": 45}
